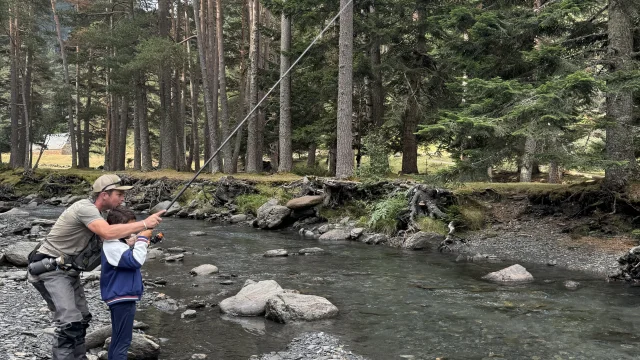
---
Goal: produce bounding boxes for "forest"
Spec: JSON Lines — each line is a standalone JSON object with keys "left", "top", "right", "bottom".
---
{"left": 0, "top": 0, "right": 639, "bottom": 191}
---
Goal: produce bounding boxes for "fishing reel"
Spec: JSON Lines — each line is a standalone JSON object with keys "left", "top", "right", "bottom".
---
{"left": 150, "top": 232, "right": 164, "bottom": 244}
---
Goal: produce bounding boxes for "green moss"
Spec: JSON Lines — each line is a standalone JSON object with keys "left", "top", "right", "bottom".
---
{"left": 255, "top": 184, "right": 293, "bottom": 204}
{"left": 236, "top": 193, "right": 271, "bottom": 215}
{"left": 417, "top": 217, "right": 448, "bottom": 234}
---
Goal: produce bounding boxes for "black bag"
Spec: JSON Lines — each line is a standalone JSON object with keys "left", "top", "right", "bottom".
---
{"left": 67, "top": 234, "right": 103, "bottom": 271}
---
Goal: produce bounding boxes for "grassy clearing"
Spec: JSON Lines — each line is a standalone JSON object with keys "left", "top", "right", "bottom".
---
{"left": 416, "top": 217, "right": 448, "bottom": 234}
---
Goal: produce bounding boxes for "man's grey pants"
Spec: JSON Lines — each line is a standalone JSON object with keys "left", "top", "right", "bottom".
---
{"left": 29, "top": 270, "right": 92, "bottom": 360}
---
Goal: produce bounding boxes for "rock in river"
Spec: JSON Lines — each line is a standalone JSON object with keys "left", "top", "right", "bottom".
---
{"left": 219, "top": 280, "right": 283, "bottom": 316}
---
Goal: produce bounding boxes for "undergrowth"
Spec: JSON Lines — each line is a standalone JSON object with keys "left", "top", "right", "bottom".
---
{"left": 366, "top": 195, "right": 407, "bottom": 235}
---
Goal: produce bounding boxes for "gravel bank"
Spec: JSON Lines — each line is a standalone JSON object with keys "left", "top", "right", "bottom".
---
{"left": 250, "top": 332, "right": 367, "bottom": 360}
{"left": 461, "top": 219, "right": 629, "bottom": 277}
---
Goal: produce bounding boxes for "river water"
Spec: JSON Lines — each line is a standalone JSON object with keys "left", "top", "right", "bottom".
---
{"left": 130, "top": 217, "right": 640, "bottom": 360}
{"left": 26, "top": 207, "right": 640, "bottom": 359}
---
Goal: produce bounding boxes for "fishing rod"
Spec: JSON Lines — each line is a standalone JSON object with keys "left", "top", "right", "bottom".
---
{"left": 162, "top": 0, "right": 354, "bottom": 213}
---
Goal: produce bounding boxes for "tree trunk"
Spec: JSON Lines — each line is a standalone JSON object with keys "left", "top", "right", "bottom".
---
{"left": 604, "top": 0, "right": 636, "bottom": 191}
{"left": 117, "top": 96, "right": 128, "bottom": 170}
{"left": 51, "top": 0, "right": 77, "bottom": 168}
{"left": 214, "top": 0, "right": 233, "bottom": 173}
{"left": 75, "top": 46, "right": 84, "bottom": 168}
{"left": 206, "top": 0, "right": 222, "bottom": 172}
{"left": 232, "top": 0, "right": 250, "bottom": 173}
{"left": 83, "top": 51, "right": 93, "bottom": 168}
{"left": 401, "top": 3, "right": 425, "bottom": 175}
{"left": 137, "top": 76, "right": 153, "bottom": 171}
{"left": 22, "top": 45, "right": 33, "bottom": 169}
{"left": 133, "top": 83, "right": 141, "bottom": 171}
{"left": 307, "top": 143, "right": 316, "bottom": 167}
{"left": 246, "top": 0, "right": 260, "bottom": 173}
{"left": 520, "top": 135, "right": 536, "bottom": 182}
{"left": 548, "top": 161, "right": 562, "bottom": 184}
{"left": 109, "top": 95, "right": 119, "bottom": 170}
{"left": 336, "top": 0, "right": 354, "bottom": 179}
{"left": 194, "top": 0, "right": 221, "bottom": 173}
{"left": 159, "top": 0, "right": 176, "bottom": 169}
{"left": 329, "top": 141, "right": 337, "bottom": 177}
{"left": 278, "top": 6, "right": 292, "bottom": 173}
{"left": 185, "top": 6, "right": 200, "bottom": 171}
{"left": 9, "top": 7, "right": 19, "bottom": 168}
{"left": 174, "top": 0, "right": 187, "bottom": 171}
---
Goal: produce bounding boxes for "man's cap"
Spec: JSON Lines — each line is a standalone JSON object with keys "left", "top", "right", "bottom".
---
{"left": 92, "top": 174, "right": 134, "bottom": 193}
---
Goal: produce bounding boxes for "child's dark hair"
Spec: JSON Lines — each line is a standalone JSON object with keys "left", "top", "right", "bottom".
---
{"left": 107, "top": 206, "right": 136, "bottom": 225}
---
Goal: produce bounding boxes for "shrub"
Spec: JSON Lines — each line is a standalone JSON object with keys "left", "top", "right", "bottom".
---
{"left": 458, "top": 206, "right": 485, "bottom": 230}
{"left": 356, "top": 131, "right": 391, "bottom": 180}
{"left": 367, "top": 195, "right": 407, "bottom": 235}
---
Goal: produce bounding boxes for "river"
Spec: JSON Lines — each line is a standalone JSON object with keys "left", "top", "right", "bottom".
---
{"left": 123, "top": 216, "right": 640, "bottom": 360}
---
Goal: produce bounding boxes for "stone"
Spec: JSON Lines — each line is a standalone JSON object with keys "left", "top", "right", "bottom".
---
{"left": 256, "top": 200, "right": 291, "bottom": 230}
{"left": 188, "top": 300, "right": 206, "bottom": 309}
{"left": 303, "top": 230, "right": 315, "bottom": 238}
{"left": 164, "top": 254, "right": 184, "bottom": 262}
{"left": 147, "top": 249, "right": 164, "bottom": 259}
{"left": 4, "top": 242, "right": 38, "bottom": 267}
{"left": 104, "top": 334, "right": 160, "bottom": 359}
{"left": 265, "top": 293, "right": 339, "bottom": 323}
{"left": 31, "top": 219, "right": 56, "bottom": 226}
{"left": 81, "top": 271, "right": 101, "bottom": 282}
{"left": 402, "top": 232, "right": 445, "bottom": 250}
{"left": 361, "top": 234, "right": 388, "bottom": 245}
{"left": 190, "top": 264, "right": 219, "bottom": 276}
{"left": 263, "top": 249, "right": 288, "bottom": 257}
{"left": 285, "top": 195, "right": 324, "bottom": 210}
{"left": 547, "top": 260, "right": 557, "bottom": 266}
{"left": 230, "top": 214, "right": 248, "bottom": 223}
{"left": 319, "top": 229, "right": 350, "bottom": 241}
{"left": 564, "top": 280, "right": 580, "bottom": 290}
{"left": 298, "top": 247, "right": 325, "bottom": 255}
{"left": 150, "top": 201, "right": 181, "bottom": 216}
{"left": 0, "top": 208, "right": 29, "bottom": 218}
{"left": 181, "top": 310, "right": 197, "bottom": 319}
{"left": 219, "top": 280, "right": 284, "bottom": 316}
{"left": 482, "top": 264, "right": 534, "bottom": 283}
{"left": 66, "top": 195, "right": 85, "bottom": 205}
{"left": 192, "top": 354, "right": 207, "bottom": 360}
{"left": 154, "top": 298, "right": 180, "bottom": 312}
{"left": 350, "top": 228, "right": 365, "bottom": 239}
{"left": 190, "top": 231, "right": 206, "bottom": 236}
{"left": 29, "top": 225, "right": 41, "bottom": 237}
{"left": 167, "top": 247, "right": 186, "bottom": 253}
{"left": 317, "top": 224, "right": 331, "bottom": 234}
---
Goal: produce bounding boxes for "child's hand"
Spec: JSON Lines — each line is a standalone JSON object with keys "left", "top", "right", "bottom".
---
{"left": 125, "top": 235, "right": 136, "bottom": 247}
{"left": 138, "top": 230, "right": 153, "bottom": 239}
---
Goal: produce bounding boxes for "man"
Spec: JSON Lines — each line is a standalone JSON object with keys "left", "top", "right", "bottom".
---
{"left": 28, "top": 174, "right": 165, "bottom": 360}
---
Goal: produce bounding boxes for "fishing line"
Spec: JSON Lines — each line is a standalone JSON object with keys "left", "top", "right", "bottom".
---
{"left": 163, "top": 0, "right": 354, "bottom": 213}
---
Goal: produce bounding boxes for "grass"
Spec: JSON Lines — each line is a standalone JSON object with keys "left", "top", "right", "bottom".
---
{"left": 235, "top": 193, "right": 271, "bottom": 215}
{"left": 417, "top": 217, "right": 449, "bottom": 234}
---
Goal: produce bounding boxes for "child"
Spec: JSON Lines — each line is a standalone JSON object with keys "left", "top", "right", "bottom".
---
{"left": 101, "top": 206, "right": 152, "bottom": 360}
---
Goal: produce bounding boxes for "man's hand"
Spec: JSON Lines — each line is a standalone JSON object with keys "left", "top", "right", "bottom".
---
{"left": 144, "top": 210, "right": 166, "bottom": 229}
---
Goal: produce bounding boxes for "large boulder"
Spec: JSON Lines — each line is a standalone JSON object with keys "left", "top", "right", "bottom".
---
{"left": 265, "top": 293, "right": 339, "bottom": 323}
{"left": 4, "top": 242, "right": 38, "bottom": 267}
{"left": 318, "top": 229, "right": 350, "bottom": 241}
{"left": 104, "top": 333, "right": 160, "bottom": 359}
{"left": 219, "top": 280, "right": 283, "bottom": 316}
{"left": 402, "top": 232, "right": 444, "bottom": 250}
{"left": 361, "top": 234, "right": 388, "bottom": 245}
{"left": 285, "top": 195, "right": 324, "bottom": 210}
{"left": 256, "top": 200, "right": 291, "bottom": 230}
{"left": 150, "top": 201, "right": 181, "bottom": 216}
{"left": 0, "top": 208, "right": 29, "bottom": 218}
{"left": 482, "top": 264, "right": 534, "bottom": 283}
{"left": 214, "top": 176, "right": 257, "bottom": 205}
{"left": 86, "top": 322, "right": 148, "bottom": 350}
{"left": 263, "top": 249, "right": 288, "bottom": 257}
{"left": 190, "top": 264, "right": 219, "bottom": 276}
